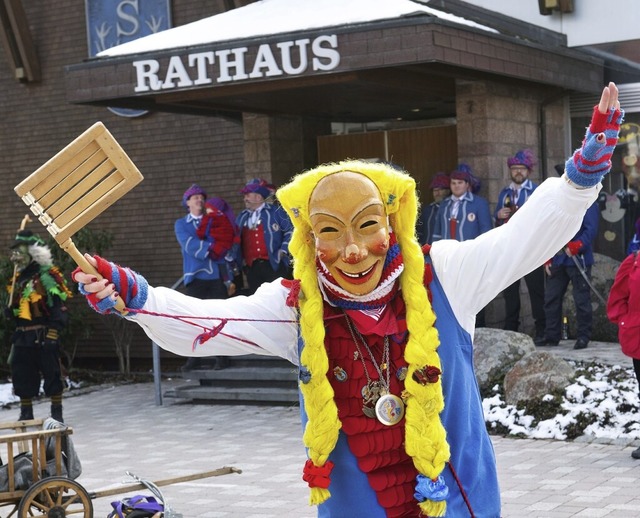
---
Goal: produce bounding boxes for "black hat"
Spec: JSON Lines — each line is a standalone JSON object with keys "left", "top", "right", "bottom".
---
{"left": 10, "top": 230, "right": 45, "bottom": 249}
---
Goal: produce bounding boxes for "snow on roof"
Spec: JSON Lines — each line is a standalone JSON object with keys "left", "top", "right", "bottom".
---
{"left": 98, "top": 0, "right": 497, "bottom": 57}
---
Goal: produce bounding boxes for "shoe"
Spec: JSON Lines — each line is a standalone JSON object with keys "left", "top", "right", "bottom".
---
{"left": 543, "top": 341, "right": 559, "bottom": 347}
{"left": 50, "top": 404, "right": 63, "bottom": 423}
{"left": 632, "top": 446, "right": 640, "bottom": 459}
{"left": 214, "top": 357, "right": 229, "bottom": 370}
{"left": 18, "top": 408, "right": 34, "bottom": 421}
{"left": 573, "top": 338, "right": 589, "bottom": 350}
{"left": 533, "top": 336, "right": 545, "bottom": 347}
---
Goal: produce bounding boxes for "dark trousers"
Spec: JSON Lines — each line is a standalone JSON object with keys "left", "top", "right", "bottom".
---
{"left": 185, "top": 278, "right": 227, "bottom": 300}
{"left": 634, "top": 358, "right": 640, "bottom": 397}
{"left": 503, "top": 266, "right": 546, "bottom": 337}
{"left": 544, "top": 264, "right": 592, "bottom": 342}
{"left": 246, "top": 259, "right": 290, "bottom": 295}
{"left": 185, "top": 278, "right": 227, "bottom": 366}
{"left": 11, "top": 330, "right": 63, "bottom": 399}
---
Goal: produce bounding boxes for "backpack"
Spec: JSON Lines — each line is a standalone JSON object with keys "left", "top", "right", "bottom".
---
{"left": 107, "top": 494, "right": 163, "bottom": 518}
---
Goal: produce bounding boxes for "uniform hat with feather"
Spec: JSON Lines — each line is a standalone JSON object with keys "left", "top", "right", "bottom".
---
{"left": 507, "top": 149, "right": 536, "bottom": 170}
{"left": 450, "top": 163, "right": 473, "bottom": 184}
{"left": 240, "top": 178, "right": 272, "bottom": 199}
{"left": 182, "top": 184, "right": 207, "bottom": 209}
{"left": 429, "top": 172, "right": 450, "bottom": 190}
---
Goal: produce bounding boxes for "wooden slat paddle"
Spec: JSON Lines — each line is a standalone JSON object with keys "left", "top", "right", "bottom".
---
{"left": 14, "top": 122, "right": 143, "bottom": 313}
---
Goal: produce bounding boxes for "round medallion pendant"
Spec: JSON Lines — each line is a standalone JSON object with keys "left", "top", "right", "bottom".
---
{"left": 374, "top": 394, "right": 405, "bottom": 426}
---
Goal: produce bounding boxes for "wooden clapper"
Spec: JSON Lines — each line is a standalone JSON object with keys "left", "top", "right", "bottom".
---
{"left": 14, "top": 122, "right": 143, "bottom": 313}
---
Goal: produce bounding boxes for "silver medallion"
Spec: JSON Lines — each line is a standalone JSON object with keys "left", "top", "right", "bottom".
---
{"left": 375, "top": 394, "right": 405, "bottom": 426}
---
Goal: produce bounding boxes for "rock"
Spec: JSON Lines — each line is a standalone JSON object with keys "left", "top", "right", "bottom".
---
{"left": 473, "top": 328, "right": 535, "bottom": 394}
{"left": 503, "top": 351, "right": 575, "bottom": 405}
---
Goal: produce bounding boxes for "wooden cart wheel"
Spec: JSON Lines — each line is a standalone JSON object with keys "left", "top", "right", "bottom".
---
{"left": 18, "top": 477, "right": 93, "bottom": 517}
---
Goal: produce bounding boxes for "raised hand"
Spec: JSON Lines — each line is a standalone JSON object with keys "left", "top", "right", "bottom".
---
{"left": 72, "top": 254, "right": 148, "bottom": 314}
{"left": 565, "top": 82, "right": 624, "bottom": 187}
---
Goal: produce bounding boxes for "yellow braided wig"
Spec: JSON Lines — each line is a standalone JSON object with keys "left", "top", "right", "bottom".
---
{"left": 277, "top": 160, "right": 450, "bottom": 514}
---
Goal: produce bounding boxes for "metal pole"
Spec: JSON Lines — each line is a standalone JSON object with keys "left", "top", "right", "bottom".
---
{"left": 152, "top": 342, "right": 163, "bottom": 406}
{"left": 153, "top": 276, "right": 184, "bottom": 406}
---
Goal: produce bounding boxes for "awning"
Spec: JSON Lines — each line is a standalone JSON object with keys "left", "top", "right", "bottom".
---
{"left": 64, "top": 0, "right": 606, "bottom": 122}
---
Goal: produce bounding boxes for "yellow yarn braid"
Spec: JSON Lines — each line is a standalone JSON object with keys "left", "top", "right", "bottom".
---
{"left": 277, "top": 160, "right": 450, "bottom": 512}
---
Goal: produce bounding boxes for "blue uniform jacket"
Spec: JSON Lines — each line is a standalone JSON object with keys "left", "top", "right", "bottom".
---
{"left": 551, "top": 202, "right": 599, "bottom": 267}
{"left": 417, "top": 201, "right": 440, "bottom": 245}
{"left": 174, "top": 215, "right": 221, "bottom": 286}
{"left": 494, "top": 179, "right": 538, "bottom": 226}
{"left": 236, "top": 203, "right": 293, "bottom": 272}
{"left": 433, "top": 193, "right": 493, "bottom": 241}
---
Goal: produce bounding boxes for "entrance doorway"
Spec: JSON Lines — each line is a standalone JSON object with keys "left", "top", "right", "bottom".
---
{"left": 317, "top": 124, "right": 457, "bottom": 205}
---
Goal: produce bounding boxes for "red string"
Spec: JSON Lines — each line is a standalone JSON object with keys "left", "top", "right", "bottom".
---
{"left": 125, "top": 307, "right": 298, "bottom": 350}
{"left": 447, "top": 461, "right": 475, "bottom": 517}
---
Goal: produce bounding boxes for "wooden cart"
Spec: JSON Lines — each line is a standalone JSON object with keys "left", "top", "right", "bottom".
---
{"left": 0, "top": 419, "right": 240, "bottom": 517}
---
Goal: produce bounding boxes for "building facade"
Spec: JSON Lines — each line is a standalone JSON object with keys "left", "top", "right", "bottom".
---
{"left": 1, "top": 0, "right": 637, "bottom": 365}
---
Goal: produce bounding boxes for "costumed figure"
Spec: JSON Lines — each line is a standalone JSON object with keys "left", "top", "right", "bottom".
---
{"left": 71, "top": 83, "right": 623, "bottom": 517}
{"left": 7, "top": 230, "right": 71, "bottom": 422}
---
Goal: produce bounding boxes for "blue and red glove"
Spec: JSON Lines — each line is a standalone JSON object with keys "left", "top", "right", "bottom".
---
{"left": 565, "top": 105, "right": 624, "bottom": 187}
{"left": 73, "top": 256, "right": 148, "bottom": 315}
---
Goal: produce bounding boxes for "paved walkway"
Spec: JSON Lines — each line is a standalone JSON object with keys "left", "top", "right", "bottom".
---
{"left": 0, "top": 339, "right": 636, "bottom": 517}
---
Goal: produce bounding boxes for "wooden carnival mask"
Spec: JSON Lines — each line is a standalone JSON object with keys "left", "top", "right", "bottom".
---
{"left": 309, "top": 171, "right": 390, "bottom": 296}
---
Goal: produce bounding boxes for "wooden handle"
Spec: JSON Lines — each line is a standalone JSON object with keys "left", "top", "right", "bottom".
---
{"left": 88, "top": 466, "right": 242, "bottom": 499}
{"left": 18, "top": 214, "right": 31, "bottom": 231}
{"left": 59, "top": 238, "right": 127, "bottom": 315}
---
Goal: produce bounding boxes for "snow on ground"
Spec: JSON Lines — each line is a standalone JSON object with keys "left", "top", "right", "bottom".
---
{"left": 483, "top": 361, "right": 640, "bottom": 442}
{"left": 0, "top": 377, "right": 83, "bottom": 409}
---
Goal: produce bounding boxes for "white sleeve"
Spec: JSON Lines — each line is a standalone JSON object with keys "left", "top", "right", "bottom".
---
{"left": 430, "top": 177, "right": 600, "bottom": 336}
{"left": 130, "top": 280, "right": 300, "bottom": 366}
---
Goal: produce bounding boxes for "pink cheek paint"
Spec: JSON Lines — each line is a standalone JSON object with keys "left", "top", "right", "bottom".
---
{"left": 373, "top": 239, "right": 389, "bottom": 255}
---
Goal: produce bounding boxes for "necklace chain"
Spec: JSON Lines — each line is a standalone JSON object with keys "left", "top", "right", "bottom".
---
{"left": 345, "top": 316, "right": 390, "bottom": 391}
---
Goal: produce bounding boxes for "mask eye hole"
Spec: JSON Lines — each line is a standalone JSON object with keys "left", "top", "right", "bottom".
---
{"left": 360, "top": 220, "right": 377, "bottom": 229}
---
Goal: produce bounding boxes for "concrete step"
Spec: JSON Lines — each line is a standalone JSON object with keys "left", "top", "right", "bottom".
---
{"left": 165, "top": 384, "right": 300, "bottom": 404}
{"left": 171, "top": 354, "right": 299, "bottom": 404}
{"left": 183, "top": 365, "right": 297, "bottom": 383}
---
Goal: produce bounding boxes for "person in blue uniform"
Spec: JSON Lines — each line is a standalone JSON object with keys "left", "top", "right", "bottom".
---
{"left": 236, "top": 178, "right": 293, "bottom": 294}
{"left": 432, "top": 164, "right": 492, "bottom": 242}
{"left": 495, "top": 149, "right": 546, "bottom": 342}
{"left": 541, "top": 202, "right": 600, "bottom": 350}
{"left": 417, "top": 172, "right": 449, "bottom": 245}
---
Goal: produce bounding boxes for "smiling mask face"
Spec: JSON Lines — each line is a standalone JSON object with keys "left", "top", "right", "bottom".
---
{"left": 309, "top": 171, "right": 390, "bottom": 296}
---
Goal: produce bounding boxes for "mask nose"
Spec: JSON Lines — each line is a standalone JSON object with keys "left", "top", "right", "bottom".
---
{"left": 343, "top": 242, "right": 367, "bottom": 264}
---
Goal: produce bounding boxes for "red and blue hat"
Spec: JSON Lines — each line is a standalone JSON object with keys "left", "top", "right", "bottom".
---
{"left": 429, "top": 172, "right": 450, "bottom": 190}
{"left": 507, "top": 149, "right": 536, "bottom": 170}
{"left": 182, "top": 184, "right": 207, "bottom": 208}
{"left": 450, "top": 163, "right": 473, "bottom": 183}
{"left": 240, "top": 178, "right": 272, "bottom": 199}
